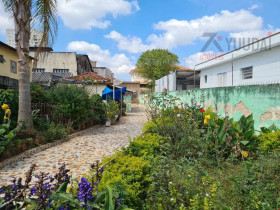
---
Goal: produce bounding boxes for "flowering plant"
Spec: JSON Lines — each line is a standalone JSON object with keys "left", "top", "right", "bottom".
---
{"left": 0, "top": 104, "right": 17, "bottom": 155}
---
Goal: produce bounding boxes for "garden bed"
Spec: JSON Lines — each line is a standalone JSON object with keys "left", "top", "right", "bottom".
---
{"left": 0, "top": 124, "right": 102, "bottom": 169}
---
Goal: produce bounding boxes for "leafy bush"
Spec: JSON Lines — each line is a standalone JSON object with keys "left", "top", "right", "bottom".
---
{"left": 41, "top": 123, "right": 67, "bottom": 142}
{"left": 30, "top": 84, "right": 50, "bottom": 103}
{"left": 90, "top": 94, "right": 106, "bottom": 122}
{"left": 49, "top": 85, "right": 92, "bottom": 128}
{"left": 258, "top": 130, "right": 280, "bottom": 152}
{"left": 125, "top": 133, "right": 163, "bottom": 158}
{"left": 99, "top": 154, "right": 151, "bottom": 209}
{"left": 98, "top": 134, "right": 163, "bottom": 209}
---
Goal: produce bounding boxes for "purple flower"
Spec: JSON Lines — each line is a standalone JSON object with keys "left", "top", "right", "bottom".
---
{"left": 77, "top": 177, "right": 93, "bottom": 205}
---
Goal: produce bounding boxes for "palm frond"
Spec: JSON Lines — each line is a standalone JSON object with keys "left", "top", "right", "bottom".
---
{"left": 31, "top": 0, "right": 58, "bottom": 68}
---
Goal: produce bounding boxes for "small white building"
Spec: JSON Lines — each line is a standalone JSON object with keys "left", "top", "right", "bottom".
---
{"left": 196, "top": 32, "right": 280, "bottom": 88}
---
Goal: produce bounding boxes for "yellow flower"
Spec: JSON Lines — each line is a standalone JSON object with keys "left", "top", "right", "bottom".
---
{"left": 205, "top": 115, "right": 211, "bottom": 120}
{"left": 4, "top": 116, "right": 8, "bottom": 120}
{"left": 1, "top": 104, "right": 9, "bottom": 110}
{"left": 5, "top": 109, "right": 11, "bottom": 115}
{"left": 204, "top": 119, "right": 208, "bottom": 124}
{"left": 241, "top": 151, "right": 249, "bottom": 158}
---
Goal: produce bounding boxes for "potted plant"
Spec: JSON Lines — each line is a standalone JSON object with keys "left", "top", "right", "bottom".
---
{"left": 106, "top": 111, "right": 114, "bottom": 127}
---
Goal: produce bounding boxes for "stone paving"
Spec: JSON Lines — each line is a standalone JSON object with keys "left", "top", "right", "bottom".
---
{"left": 0, "top": 108, "right": 146, "bottom": 186}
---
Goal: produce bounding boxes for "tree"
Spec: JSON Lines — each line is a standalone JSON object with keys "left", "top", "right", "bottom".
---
{"left": 2, "top": 0, "right": 59, "bottom": 129}
{"left": 136, "top": 49, "right": 179, "bottom": 84}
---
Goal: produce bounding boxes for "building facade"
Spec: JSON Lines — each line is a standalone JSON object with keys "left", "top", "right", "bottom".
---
{"left": 92, "top": 67, "right": 114, "bottom": 79}
{"left": 6, "top": 29, "right": 44, "bottom": 48}
{"left": 0, "top": 41, "right": 32, "bottom": 90}
{"left": 196, "top": 32, "right": 280, "bottom": 89}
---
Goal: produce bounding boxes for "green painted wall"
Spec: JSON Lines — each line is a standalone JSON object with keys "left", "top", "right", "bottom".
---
{"left": 140, "top": 84, "right": 280, "bottom": 130}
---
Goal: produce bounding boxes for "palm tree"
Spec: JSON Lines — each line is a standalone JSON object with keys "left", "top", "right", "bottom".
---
{"left": 2, "top": 0, "right": 58, "bottom": 129}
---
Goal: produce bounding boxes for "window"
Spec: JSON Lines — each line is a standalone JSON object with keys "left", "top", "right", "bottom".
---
{"left": 10, "top": 61, "right": 17, "bottom": 74}
{"left": 218, "top": 73, "right": 227, "bottom": 87}
{"left": 0, "top": 55, "right": 6, "bottom": 63}
{"left": 53, "top": 69, "right": 69, "bottom": 73}
{"left": 204, "top": 75, "right": 207, "bottom": 83}
{"left": 34, "top": 68, "right": 45, "bottom": 73}
{"left": 241, "top": 66, "right": 253, "bottom": 80}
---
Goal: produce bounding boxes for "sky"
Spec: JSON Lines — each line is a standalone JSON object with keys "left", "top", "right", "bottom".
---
{"left": 0, "top": 0, "right": 280, "bottom": 81}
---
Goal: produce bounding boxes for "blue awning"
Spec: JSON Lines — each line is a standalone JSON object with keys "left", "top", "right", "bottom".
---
{"left": 102, "top": 87, "right": 126, "bottom": 100}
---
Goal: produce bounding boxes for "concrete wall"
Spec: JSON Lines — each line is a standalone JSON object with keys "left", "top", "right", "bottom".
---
{"left": 85, "top": 84, "right": 107, "bottom": 96}
{"left": 32, "top": 52, "right": 78, "bottom": 76}
{"left": 141, "top": 84, "right": 280, "bottom": 129}
{"left": 198, "top": 33, "right": 280, "bottom": 88}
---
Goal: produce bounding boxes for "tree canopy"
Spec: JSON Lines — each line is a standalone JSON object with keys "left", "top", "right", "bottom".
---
{"left": 136, "top": 49, "right": 179, "bottom": 83}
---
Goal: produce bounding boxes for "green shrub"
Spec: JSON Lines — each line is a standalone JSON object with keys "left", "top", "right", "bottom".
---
{"left": 125, "top": 133, "right": 163, "bottom": 158}
{"left": 99, "top": 154, "right": 151, "bottom": 209}
{"left": 49, "top": 85, "right": 92, "bottom": 127}
{"left": 33, "top": 116, "right": 51, "bottom": 132}
{"left": 30, "top": 84, "right": 50, "bottom": 103}
{"left": 90, "top": 94, "right": 106, "bottom": 122}
{"left": 258, "top": 130, "right": 280, "bottom": 152}
{"left": 41, "top": 123, "right": 67, "bottom": 142}
{"left": 142, "top": 121, "right": 158, "bottom": 134}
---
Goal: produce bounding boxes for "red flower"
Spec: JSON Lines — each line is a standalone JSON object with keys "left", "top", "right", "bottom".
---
{"left": 200, "top": 108, "right": 205, "bottom": 113}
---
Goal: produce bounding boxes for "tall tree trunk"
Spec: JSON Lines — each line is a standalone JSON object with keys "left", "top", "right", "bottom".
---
{"left": 14, "top": 0, "right": 33, "bottom": 129}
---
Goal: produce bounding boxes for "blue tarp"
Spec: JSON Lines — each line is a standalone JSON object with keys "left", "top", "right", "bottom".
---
{"left": 102, "top": 87, "right": 126, "bottom": 100}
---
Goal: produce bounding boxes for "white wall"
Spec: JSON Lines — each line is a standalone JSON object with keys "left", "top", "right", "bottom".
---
{"left": 199, "top": 45, "right": 280, "bottom": 88}
{"left": 155, "top": 72, "right": 176, "bottom": 92}
{"left": 85, "top": 84, "right": 107, "bottom": 96}
{"left": 31, "top": 52, "right": 78, "bottom": 76}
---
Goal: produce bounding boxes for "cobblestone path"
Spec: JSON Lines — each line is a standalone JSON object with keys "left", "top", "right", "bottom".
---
{"left": 0, "top": 108, "right": 146, "bottom": 186}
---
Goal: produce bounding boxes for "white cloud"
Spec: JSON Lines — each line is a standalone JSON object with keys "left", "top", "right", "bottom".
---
{"left": 0, "top": 4, "right": 13, "bottom": 35}
{"left": 105, "top": 31, "right": 150, "bottom": 53}
{"left": 107, "top": 9, "right": 264, "bottom": 52}
{"left": 67, "top": 41, "right": 134, "bottom": 74}
{"left": 58, "top": 0, "right": 140, "bottom": 30}
{"left": 248, "top": 4, "right": 260, "bottom": 10}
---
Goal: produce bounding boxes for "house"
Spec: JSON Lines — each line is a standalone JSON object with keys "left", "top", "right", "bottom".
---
{"left": 31, "top": 51, "right": 92, "bottom": 77}
{"left": 0, "top": 41, "right": 33, "bottom": 90}
{"left": 121, "top": 81, "right": 150, "bottom": 103}
{"left": 155, "top": 66, "right": 200, "bottom": 92}
{"left": 76, "top": 55, "right": 93, "bottom": 75}
{"left": 30, "top": 49, "right": 93, "bottom": 87}
{"left": 65, "top": 72, "right": 113, "bottom": 96}
{"left": 196, "top": 32, "right": 280, "bottom": 88}
{"left": 129, "top": 68, "right": 148, "bottom": 82}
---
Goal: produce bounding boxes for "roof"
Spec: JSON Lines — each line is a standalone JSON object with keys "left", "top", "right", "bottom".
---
{"left": 67, "top": 72, "right": 112, "bottom": 83}
{"left": 32, "top": 72, "right": 65, "bottom": 85}
{"left": 196, "top": 31, "right": 280, "bottom": 67}
{"left": 129, "top": 65, "right": 192, "bottom": 75}
{"left": 0, "top": 41, "right": 34, "bottom": 59}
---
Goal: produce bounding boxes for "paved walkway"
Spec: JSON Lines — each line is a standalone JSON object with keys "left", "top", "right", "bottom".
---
{"left": 0, "top": 108, "right": 146, "bottom": 186}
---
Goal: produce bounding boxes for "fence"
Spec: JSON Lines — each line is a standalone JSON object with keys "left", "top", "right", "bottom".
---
{"left": 140, "top": 84, "right": 280, "bottom": 129}
{"left": 31, "top": 103, "right": 72, "bottom": 126}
